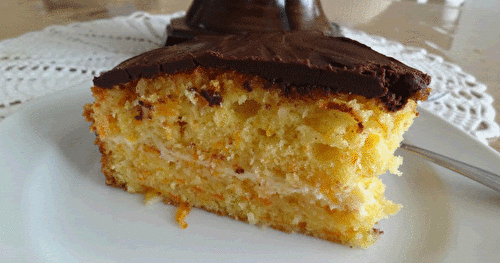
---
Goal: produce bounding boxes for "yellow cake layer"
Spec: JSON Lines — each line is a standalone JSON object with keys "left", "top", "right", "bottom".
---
{"left": 84, "top": 67, "right": 418, "bottom": 248}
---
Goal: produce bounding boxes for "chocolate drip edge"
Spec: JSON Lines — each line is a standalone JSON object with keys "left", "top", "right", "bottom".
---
{"left": 94, "top": 31, "right": 431, "bottom": 111}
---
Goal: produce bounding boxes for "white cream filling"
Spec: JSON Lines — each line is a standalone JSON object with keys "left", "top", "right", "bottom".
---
{"left": 109, "top": 136, "right": 378, "bottom": 214}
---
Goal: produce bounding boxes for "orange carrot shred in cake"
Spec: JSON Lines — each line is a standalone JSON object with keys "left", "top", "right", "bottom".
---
{"left": 176, "top": 203, "right": 191, "bottom": 229}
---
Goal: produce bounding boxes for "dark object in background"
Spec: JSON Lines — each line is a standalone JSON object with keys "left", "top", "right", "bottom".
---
{"left": 166, "top": 0, "right": 341, "bottom": 46}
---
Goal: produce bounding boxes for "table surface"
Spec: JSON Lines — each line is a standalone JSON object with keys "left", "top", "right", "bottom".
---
{"left": 1, "top": 0, "right": 499, "bottom": 152}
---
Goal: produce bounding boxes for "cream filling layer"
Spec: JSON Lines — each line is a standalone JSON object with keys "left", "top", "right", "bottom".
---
{"left": 110, "top": 136, "right": 380, "bottom": 215}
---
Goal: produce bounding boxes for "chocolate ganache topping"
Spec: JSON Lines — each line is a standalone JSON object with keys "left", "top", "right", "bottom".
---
{"left": 94, "top": 31, "right": 431, "bottom": 111}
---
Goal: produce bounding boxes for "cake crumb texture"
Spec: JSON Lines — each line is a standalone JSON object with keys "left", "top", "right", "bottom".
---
{"left": 84, "top": 67, "right": 419, "bottom": 248}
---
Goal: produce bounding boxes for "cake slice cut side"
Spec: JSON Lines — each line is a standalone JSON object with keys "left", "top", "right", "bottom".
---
{"left": 84, "top": 67, "right": 421, "bottom": 248}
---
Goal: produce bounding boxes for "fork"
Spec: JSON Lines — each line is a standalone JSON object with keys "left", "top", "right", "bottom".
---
{"left": 400, "top": 142, "right": 500, "bottom": 192}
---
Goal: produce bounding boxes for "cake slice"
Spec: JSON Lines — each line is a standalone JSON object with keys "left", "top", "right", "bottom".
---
{"left": 84, "top": 31, "right": 430, "bottom": 248}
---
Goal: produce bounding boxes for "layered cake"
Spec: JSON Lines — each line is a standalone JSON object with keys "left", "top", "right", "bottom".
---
{"left": 84, "top": 31, "right": 430, "bottom": 248}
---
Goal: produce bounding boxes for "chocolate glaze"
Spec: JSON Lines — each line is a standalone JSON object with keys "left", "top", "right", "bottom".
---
{"left": 94, "top": 31, "right": 431, "bottom": 111}
{"left": 166, "top": 0, "right": 340, "bottom": 46}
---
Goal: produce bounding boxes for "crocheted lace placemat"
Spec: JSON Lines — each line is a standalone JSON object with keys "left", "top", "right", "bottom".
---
{"left": 1, "top": 12, "right": 498, "bottom": 143}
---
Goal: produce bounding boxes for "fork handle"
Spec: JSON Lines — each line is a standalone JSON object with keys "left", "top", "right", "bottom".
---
{"left": 400, "top": 142, "right": 500, "bottom": 192}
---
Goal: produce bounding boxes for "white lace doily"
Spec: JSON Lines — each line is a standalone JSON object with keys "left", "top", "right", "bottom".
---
{"left": 1, "top": 12, "right": 498, "bottom": 144}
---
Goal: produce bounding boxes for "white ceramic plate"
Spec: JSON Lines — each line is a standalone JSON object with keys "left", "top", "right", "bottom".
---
{"left": 1, "top": 83, "right": 500, "bottom": 262}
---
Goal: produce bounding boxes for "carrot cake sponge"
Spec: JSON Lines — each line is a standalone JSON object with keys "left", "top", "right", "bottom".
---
{"left": 84, "top": 31, "right": 430, "bottom": 248}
